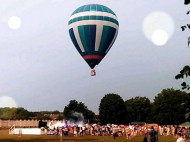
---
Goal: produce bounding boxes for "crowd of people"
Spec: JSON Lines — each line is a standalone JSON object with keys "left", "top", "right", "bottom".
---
{"left": 41, "top": 122, "right": 190, "bottom": 142}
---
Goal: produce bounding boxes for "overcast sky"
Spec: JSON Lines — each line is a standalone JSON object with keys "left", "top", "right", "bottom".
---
{"left": 0, "top": 0, "right": 189, "bottom": 113}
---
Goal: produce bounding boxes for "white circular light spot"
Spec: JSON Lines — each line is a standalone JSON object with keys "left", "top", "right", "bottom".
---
{"left": 8, "top": 16, "right": 22, "bottom": 30}
{"left": 151, "top": 29, "right": 169, "bottom": 46}
{"left": 143, "top": 11, "right": 174, "bottom": 43}
{"left": 0, "top": 96, "right": 17, "bottom": 108}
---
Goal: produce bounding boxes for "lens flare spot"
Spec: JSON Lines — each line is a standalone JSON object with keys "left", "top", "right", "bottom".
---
{"left": 151, "top": 29, "right": 169, "bottom": 46}
{"left": 143, "top": 11, "right": 174, "bottom": 44}
{"left": 0, "top": 96, "right": 17, "bottom": 108}
{"left": 8, "top": 16, "right": 22, "bottom": 30}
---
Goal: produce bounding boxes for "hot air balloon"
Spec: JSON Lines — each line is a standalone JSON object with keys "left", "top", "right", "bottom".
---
{"left": 68, "top": 4, "right": 119, "bottom": 76}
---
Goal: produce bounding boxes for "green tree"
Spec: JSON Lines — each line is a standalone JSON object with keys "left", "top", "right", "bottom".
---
{"left": 36, "top": 112, "right": 51, "bottom": 120}
{"left": 175, "top": 65, "right": 190, "bottom": 90}
{"left": 87, "top": 110, "right": 96, "bottom": 123}
{"left": 99, "top": 93, "right": 126, "bottom": 125}
{"left": 151, "top": 88, "right": 190, "bottom": 125}
{"left": 52, "top": 110, "right": 60, "bottom": 114}
{"left": 125, "top": 96, "right": 151, "bottom": 123}
{"left": 56, "top": 114, "right": 64, "bottom": 120}
{"left": 0, "top": 107, "right": 31, "bottom": 120}
{"left": 14, "top": 107, "right": 31, "bottom": 119}
{"left": 0, "top": 107, "right": 16, "bottom": 120}
{"left": 64, "top": 100, "right": 95, "bottom": 123}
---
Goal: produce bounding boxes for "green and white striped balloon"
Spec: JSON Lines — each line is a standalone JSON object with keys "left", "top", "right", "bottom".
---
{"left": 68, "top": 4, "right": 119, "bottom": 69}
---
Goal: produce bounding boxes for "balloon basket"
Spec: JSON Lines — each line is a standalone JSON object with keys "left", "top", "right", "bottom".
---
{"left": 91, "top": 70, "right": 96, "bottom": 76}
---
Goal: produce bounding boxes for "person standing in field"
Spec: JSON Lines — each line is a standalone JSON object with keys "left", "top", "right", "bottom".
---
{"left": 148, "top": 126, "right": 158, "bottom": 142}
{"left": 176, "top": 133, "right": 185, "bottom": 142}
{"left": 125, "top": 126, "right": 131, "bottom": 139}
{"left": 144, "top": 127, "right": 148, "bottom": 137}
{"left": 73, "top": 126, "right": 77, "bottom": 137}
{"left": 58, "top": 127, "right": 63, "bottom": 141}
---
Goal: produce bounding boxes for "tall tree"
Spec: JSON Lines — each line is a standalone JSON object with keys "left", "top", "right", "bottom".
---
{"left": 151, "top": 88, "right": 190, "bottom": 125}
{"left": 125, "top": 96, "right": 151, "bottom": 123}
{"left": 36, "top": 112, "right": 51, "bottom": 120}
{"left": 99, "top": 93, "right": 126, "bottom": 125}
{"left": 64, "top": 100, "right": 95, "bottom": 123}
{"left": 0, "top": 107, "right": 16, "bottom": 120}
{"left": 0, "top": 107, "right": 31, "bottom": 120}
{"left": 14, "top": 107, "right": 31, "bottom": 119}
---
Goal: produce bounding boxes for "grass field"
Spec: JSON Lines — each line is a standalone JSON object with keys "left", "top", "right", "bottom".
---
{"left": 0, "top": 129, "right": 177, "bottom": 142}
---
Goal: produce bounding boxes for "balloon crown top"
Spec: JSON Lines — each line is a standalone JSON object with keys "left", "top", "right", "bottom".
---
{"left": 71, "top": 4, "right": 117, "bottom": 16}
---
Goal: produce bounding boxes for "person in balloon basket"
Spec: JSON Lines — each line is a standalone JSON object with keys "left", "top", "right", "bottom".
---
{"left": 148, "top": 126, "right": 158, "bottom": 142}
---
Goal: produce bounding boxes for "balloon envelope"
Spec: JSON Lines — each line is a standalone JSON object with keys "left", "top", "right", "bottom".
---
{"left": 68, "top": 4, "right": 119, "bottom": 69}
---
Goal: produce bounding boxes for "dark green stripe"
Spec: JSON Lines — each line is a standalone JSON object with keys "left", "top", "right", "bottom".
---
{"left": 80, "top": 51, "right": 105, "bottom": 57}
{"left": 78, "top": 26, "right": 89, "bottom": 52}
{"left": 99, "top": 26, "right": 116, "bottom": 53}
{"left": 69, "top": 28, "right": 83, "bottom": 54}
{"left": 68, "top": 16, "right": 119, "bottom": 26}
{"left": 77, "top": 25, "right": 96, "bottom": 53}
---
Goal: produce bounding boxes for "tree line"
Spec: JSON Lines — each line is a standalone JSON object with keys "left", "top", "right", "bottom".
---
{"left": 99, "top": 89, "right": 190, "bottom": 125}
{"left": 0, "top": 88, "right": 190, "bottom": 125}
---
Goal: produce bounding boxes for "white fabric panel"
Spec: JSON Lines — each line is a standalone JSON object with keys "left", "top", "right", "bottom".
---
{"left": 73, "top": 26, "right": 85, "bottom": 52}
{"left": 95, "top": 23, "right": 103, "bottom": 51}
{"left": 69, "top": 20, "right": 119, "bottom": 30}
{"left": 69, "top": 11, "right": 117, "bottom": 21}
